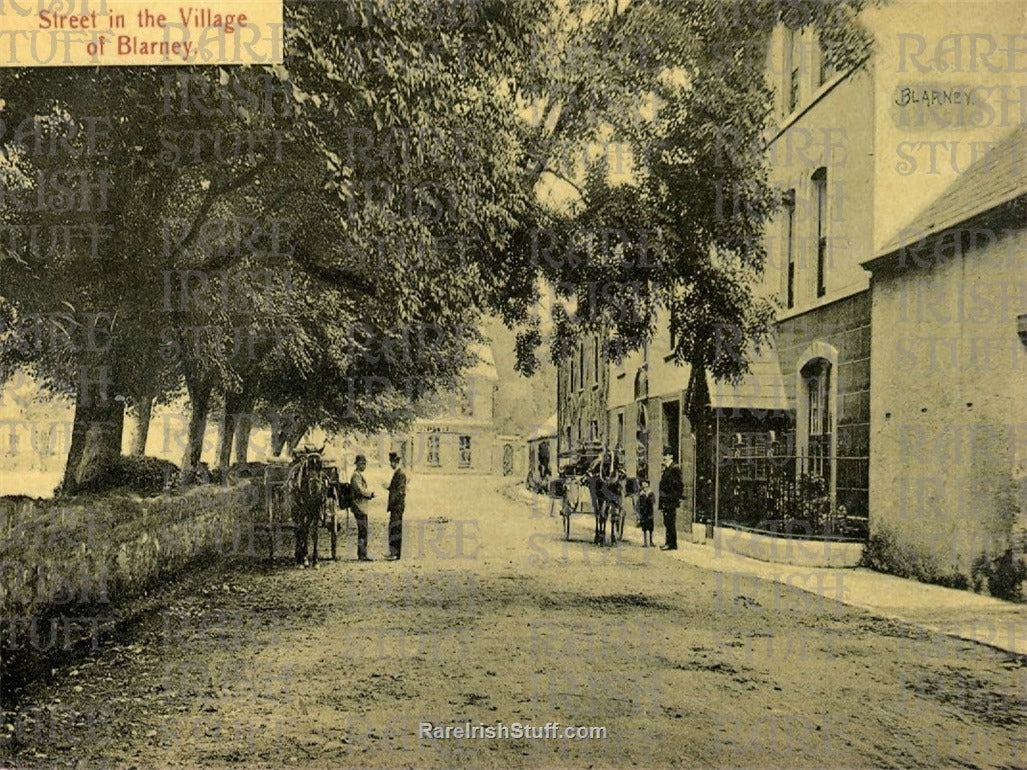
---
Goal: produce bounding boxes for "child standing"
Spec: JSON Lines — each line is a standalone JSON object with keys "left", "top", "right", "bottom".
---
{"left": 638, "top": 480, "right": 655, "bottom": 547}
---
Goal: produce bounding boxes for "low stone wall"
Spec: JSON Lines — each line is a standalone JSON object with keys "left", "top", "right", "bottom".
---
{"left": 0, "top": 483, "right": 265, "bottom": 682}
{"left": 687, "top": 523, "right": 864, "bottom": 568}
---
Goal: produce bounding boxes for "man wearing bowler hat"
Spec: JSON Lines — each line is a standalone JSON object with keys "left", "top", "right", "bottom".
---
{"left": 658, "top": 446, "right": 683, "bottom": 551}
{"left": 384, "top": 451, "right": 407, "bottom": 560}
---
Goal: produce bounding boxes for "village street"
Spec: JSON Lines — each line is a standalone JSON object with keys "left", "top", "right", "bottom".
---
{"left": 2, "top": 473, "right": 1025, "bottom": 769}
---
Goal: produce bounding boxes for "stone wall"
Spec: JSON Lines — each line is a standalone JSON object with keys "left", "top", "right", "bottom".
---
{"left": 0, "top": 483, "right": 264, "bottom": 683}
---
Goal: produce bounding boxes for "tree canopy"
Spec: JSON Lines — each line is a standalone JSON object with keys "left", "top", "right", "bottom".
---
{"left": 0, "top": 0, "right": 879, "bottom": 492}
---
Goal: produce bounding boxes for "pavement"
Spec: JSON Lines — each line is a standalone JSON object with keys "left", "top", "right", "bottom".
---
{"left": 509, "top": 482, "right": 1027, "bottom": 657}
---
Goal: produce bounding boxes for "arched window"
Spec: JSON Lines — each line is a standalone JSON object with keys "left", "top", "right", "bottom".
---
{"left": 633, "top": 368, "right": 648, "bottom": 401}
{"left": 636, "top": 402, "right": 649, "bottom": 483}
{"left": 801, "top": 358, "right": 832, "bottom": 478}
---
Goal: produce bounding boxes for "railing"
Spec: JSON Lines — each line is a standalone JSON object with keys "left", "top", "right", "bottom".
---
{"left": 718, "top": 451, "right": 868, "bottom": 541}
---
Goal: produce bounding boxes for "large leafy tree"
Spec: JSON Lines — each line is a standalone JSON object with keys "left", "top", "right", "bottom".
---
{"left": 0, "top": 0, "right": 878, "bottom": 495}
{"left": 496, "top": 0, "right": 878, "bottom": 511}
{"left": 0, "top": 0, "right": 543, "bottom": 491}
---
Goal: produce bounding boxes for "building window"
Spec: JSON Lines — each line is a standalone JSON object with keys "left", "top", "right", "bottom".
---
{"left": 784, "top": 26, "right": 799, "bottom": 114}
{"left": 578, "top": 342, "right": 586, "bottom": 391}
{"left": 616, "top": 412, "right": 625, "bottom": 450}
{"left": 458, "top": 435, "right": 472, "bottom": 468}
{"left": 812, "top": 167, "right": 827, "bottom": 297}
{"left": 636, "top": 402, "right": 649, "bottom": 483}
{"left": 592, "top": 337, "right": 599, "bottom": 385}
{"left": 802, "top": 359, "right": 832, "bottom": 477}
{"left": 784, "top": 188, "right": 796, "bottom": 309}
{"left": 427, "top": 435, "right": 441, "bottom": 467}
{"left": 733, "top": 433, "right": 770, "bottom": 482}
{"left": 816, "top": 34, "right": 834, "bottom": 87}
{"left": 589, "top": 420, "right": 599, "bottom": 442}
{"left": 569, "top": 358, "right": 576, "bottom": 392}
{"left": 633, "top": 368, "right": 648, "bottom": 401}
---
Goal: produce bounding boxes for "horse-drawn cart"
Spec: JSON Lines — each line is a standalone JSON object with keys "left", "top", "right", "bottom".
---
{"left": 549, "top": 443, "right": 637, "bottom": 545}
{"left": 262, "top": 448, "right": 345, "bottom": 564}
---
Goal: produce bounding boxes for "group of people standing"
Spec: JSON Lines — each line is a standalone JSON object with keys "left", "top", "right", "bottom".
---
{"left": 637, "top": 447, "right": 683, "bottom": 550}
{"left": 587, "top": 444, "right": 685, "bottom": 550}
{"left": 348, "top": 451, "right": 407, "bottom": 562}
{"left": 331, "top": 444, "right": 684, "bottom": 562}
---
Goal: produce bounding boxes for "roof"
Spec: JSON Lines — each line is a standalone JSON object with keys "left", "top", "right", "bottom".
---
{"left": 707, "top": 344, "right": 791, "bottom": 412}
{"left": 867, "top": 124, "right": 1027, "bottom": 269}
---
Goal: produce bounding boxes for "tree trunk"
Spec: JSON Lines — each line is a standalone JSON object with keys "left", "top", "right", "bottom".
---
{"left": 180, "top": 373, "right": 213, "bottom": 485}
{"left": 61, "top": 369, "right": 125, "bottom": 495}
{"left": 684, "top": 360, "right": 713, "bottom": 522}
{"left": 216, "top": 388, "right": 255, "bottom": 471}
{"left": 130, "top": 392, "right": 155, "bottom": 456}
{"left": 285, "top": 419, "right": 309, "bottom": 456}
{"left": 270, "top": 416, "right": 287, "bottom": 458}
{"left": 216, "top": 405, "right": 236, "bottom": 472}
{"left": 270, "top": 412, "right": 303, "bottom": 458}
{"left": 232, "top": 397, "right": 255, "bottom": 466}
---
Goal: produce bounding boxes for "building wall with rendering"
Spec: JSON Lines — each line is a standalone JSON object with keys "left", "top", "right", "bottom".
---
{"left": 868, "top": 219, "right": 1027, "bottom": 576}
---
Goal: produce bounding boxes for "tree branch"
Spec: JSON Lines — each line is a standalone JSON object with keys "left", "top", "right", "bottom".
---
{"left": 172, "top": 160, "right": 271, "bottom": 263}
{"left": 542, "top": 166, "right": 588, "bottom": 202}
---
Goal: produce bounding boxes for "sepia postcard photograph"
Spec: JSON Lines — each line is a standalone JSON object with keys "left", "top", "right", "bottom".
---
{"left": 0, "top": 0, "right": 1024, "bottom": 767}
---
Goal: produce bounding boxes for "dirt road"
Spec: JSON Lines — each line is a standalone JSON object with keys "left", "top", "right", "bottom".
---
{"left": 2, "top": 474, "right": 1025, "bottom": 768}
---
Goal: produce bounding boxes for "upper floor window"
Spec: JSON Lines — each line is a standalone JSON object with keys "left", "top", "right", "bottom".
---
{"left": 812, "top": 167, "right": 827, "bottom": 297}
{"left": 569, "top": 358, "right": 576, "bottom": 392}
{"left": 592, "top": 337, "right": 600, "bottom": 385}
{"left": 816, "top": 34, "right": 835, "bottom": 88}
{"left": 784, "top": 26, "right": 800, "bottom": 114}
{"left": 578, "top": 342, "right": 586, "bottom": 390}
{"left": 633, "top": 368, "right": 648, "bottom": 401}
{"left": 458, "top": 435, "right": 472, "bottom": 468}
{"left": 784, "top": 188, "right": 796, "bottom": 309}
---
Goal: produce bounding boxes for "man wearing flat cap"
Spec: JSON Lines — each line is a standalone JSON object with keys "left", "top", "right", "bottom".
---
{"left": 658, "top": 446, "right": 683, "bottom": 551}
{"left": 384, "top": 451, "right": 407, "bottom": 560}
{"left": 350, "top": 453, "right": 374, "bottom": 561}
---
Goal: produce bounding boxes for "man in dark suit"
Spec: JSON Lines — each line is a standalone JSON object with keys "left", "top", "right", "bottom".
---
{"left": 658, "top": 446, "right": 683, "bottom": 551}
{"left": 384, "top": 451, "right": 407, "bottom": 560}
{"left": 350, "top": 454, "right": 374, "bottom": 561}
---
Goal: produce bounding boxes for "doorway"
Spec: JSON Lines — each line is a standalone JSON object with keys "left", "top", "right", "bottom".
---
{"left": 662, "top": 400, "right": 680, "bottom": 462}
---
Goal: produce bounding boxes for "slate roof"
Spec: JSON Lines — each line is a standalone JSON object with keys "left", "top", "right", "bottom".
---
{"left": 867, "top": 124, "right": 1027, "bottom": 268}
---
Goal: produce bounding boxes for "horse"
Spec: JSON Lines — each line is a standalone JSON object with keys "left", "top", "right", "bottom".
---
{"left": 287, "top": 446, "right": 326, "bottom": 567}
{"left": 589, "top": 450, "right": 626, "bottom": 546}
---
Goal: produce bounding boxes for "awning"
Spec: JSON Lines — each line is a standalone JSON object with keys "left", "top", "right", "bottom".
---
{"left": 528, "top": 412, "right": 558, "bottom": 441}
{"left": 707, "top": 345, "right": 792, "bottom": 412}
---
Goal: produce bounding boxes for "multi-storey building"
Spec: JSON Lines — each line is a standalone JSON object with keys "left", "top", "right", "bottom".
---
{"left": 396, "top": 344, "right": 501, "bottom": 474}
{"left": 864, "top": 123, "right": 1026, "bottom": 579}
{"left": 557, "top": 0, "right": 1025, "bottom": 554}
